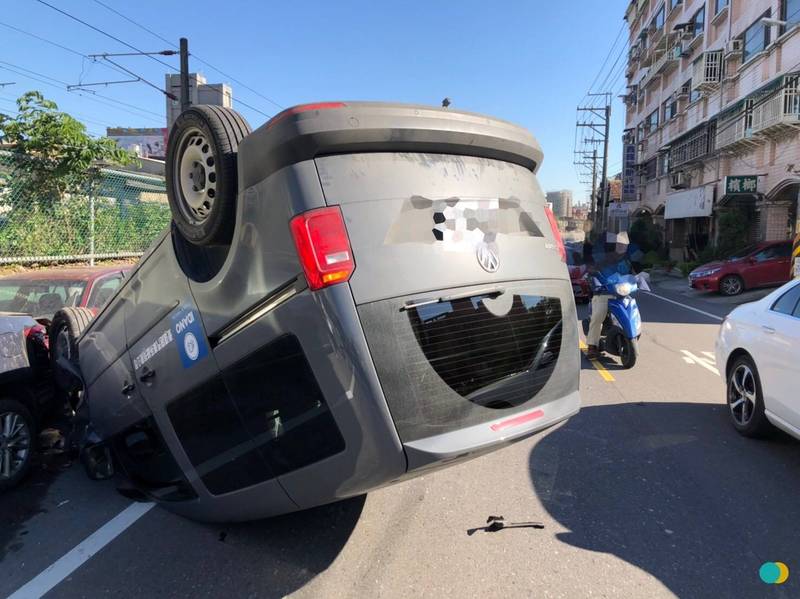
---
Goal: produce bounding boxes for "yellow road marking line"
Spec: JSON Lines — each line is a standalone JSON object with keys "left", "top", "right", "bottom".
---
{"left": 579, "top": 340, "right": 615, "bottom": 382}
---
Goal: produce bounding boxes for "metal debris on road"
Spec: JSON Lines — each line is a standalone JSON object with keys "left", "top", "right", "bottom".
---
{"left": 467, "top": 516, "right": 545, "bottom": 536}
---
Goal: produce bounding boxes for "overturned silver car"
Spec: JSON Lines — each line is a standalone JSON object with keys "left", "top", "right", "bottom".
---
{"left": 53, "top": 102, "right": 580, "bottom": 522}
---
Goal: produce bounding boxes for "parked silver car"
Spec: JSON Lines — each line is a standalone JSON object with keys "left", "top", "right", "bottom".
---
{"left": 54, "top": 102, "right": 580, "bottom": 522}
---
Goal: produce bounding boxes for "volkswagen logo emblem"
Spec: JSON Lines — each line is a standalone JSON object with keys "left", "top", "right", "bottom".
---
{"left": 476, "top": 242, "right": 500, "bottom": 273}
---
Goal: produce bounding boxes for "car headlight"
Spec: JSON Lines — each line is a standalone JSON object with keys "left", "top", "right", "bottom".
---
{"left": 693, "top": 267, "right": 721, "bottom": 278}
{"left": 614, "top": 282, "right": 633, "bottom": 296}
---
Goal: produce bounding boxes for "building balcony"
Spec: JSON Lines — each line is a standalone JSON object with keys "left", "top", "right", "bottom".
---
{"left": 640, "top": 44, "right": 682, "bottom": 89}
{"left": 715, "top": 113, "right": 762, "bottom": 153}
{"left": 692, "top": 50, "right": 723, "bottom": 93}
{"left": 750, "top": 76, "right": 800, "bottom": 138}
{"left": 671, "top": 124, "right": 714, "bottom": 169}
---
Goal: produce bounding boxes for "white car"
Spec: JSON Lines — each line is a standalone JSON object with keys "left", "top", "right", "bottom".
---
{"left": 716, "top": 279, "right": 800, "bottom": 438}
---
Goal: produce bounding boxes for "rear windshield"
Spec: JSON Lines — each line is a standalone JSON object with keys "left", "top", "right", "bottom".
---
{"left": 358, "top": 281, "right": 575, "bottom": 442}
{"left": 0, "top": 279, "right": 86, "bottom": 315}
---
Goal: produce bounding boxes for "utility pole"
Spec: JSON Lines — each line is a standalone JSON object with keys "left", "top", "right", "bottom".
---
{"left": 574, "top": 93, "right": 612, "bottom": 233}
{"left": 599, "top": 103, "right": 611, "bottom": 232}
{"left": 180, "top": 37, "right": 190, "bottom": 111}
{"left": 590, "top": 149, "right": 598, "bottom": 226}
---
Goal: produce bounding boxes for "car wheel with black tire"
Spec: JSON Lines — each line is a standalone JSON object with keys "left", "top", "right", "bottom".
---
{"left": 51, "top": 307, "right": 94, "bottom": 393}
{"left": 726, "top": 354, "right": 772, "bottom": 438}
{"left": 0, "top": 399, "right": 35, "bottom": 491}
{"left": 719, "top": 275, "right": 744, "bottom": 296}
{"left": 166, "top": 105, "right": 252, "bottom": 246}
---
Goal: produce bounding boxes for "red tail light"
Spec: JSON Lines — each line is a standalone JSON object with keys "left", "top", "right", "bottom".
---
{"left": 290, "top": 206, "right": 355, "bottom": 291}
{"left": 544, "top": 205, "right": 566, "bottom": 263}
{"left": 267, "top": 102, "right": 347, "bottom": 129}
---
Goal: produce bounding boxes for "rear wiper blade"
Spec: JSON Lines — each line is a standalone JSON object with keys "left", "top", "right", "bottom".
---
{"left": 402, "top": 287, "right": 506, "bottom": 311}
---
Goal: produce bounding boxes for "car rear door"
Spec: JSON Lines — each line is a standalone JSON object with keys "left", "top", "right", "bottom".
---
{"left": 315, "top": 152, "right": 579, "bottom": 457}
{"left": 748, "top": 245, "right": 784, "bottom": 287}
{"left": 758, "top": 283, "right": 800, "bottom": 426}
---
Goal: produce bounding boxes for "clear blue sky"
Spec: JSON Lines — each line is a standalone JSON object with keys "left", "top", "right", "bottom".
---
{"left": 1, "top": 0, "right": 629, "bottom": 204}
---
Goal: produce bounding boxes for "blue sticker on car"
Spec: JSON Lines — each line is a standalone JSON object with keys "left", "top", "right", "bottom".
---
{"left": 171, "top": 306, "right": 208, "bottom": 368}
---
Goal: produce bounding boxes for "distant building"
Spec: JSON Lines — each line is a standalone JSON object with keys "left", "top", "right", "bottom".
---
{"left": 165, "top": 73, "right": 232, "bottom": 129}
{"left": 106, "top": 127, "right": 168, "bottom": 160}
{"left": 546, "top": 190, "right": 573, "bottom": 218}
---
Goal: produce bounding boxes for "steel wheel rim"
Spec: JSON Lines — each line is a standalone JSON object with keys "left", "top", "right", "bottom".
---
{"left": 729, "top": 364, "right": 757, "bottom": 425}
{"left": 722, "top": 277, "right": 741, "bottom": 295}
{"left": 174, "top": 127, "right": 217, "bottom": 225}
{"left": 0, "top": 411, "right": 31, "bottom": 480}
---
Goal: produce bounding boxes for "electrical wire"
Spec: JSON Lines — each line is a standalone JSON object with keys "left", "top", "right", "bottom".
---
{"left": 34, "top": 0, "right": 177, "bottom": 73}
{"left": 582, "top": 21, "right": 627, "bottom": 103}
{"left": 0, "top": 61, "right": 165, "bottom": 123}
{"left": 91, "top": 0, "right": 283, "bottom": 113}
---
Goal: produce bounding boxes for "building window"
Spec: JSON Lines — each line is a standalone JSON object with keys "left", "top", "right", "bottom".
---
{"left": 715, "top": 0, "right": 728, "bottom": 15}
{"left": 669, "top": 0, "right": 683, "bottom": 10}
{"left": 691, "top": 6, "right": 706, "bottom": 37}
{"left": 783, "top": 0, "right": 800, "bottom": 29}
{"left": 663, "top": 97, "right": 678, "bottom": 121}
{"left": 647, "top": 109, "right": 659, "bottom": 133}
{"left": 653, "top": 6, "right": 665, "bottom": 30}
{"left": 742, "top": 13, "right": 771, "bottom": 63}
{"left": 645, "top": 158, "right": 657, "bottom": 181}
{"left": 658, "top": 152, "right": 670, "bottom": 176}
{"left": 686, "top": 76, "right": 702, "bottom": 103}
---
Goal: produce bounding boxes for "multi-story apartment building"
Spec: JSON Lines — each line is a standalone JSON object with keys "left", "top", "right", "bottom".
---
{"left": 546, "top": 190, "right": 574, "bottom": 218}
{"left": 623, "top": 0, "right": 800, "bottom": 260}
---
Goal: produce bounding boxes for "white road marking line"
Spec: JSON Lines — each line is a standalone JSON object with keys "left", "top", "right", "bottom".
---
{"left": 7, "top": 502, "right": 155, "bottom": 599}
{"left": 680, "top": 350, "right": 720, "bottom": 377}
{"left": 702, "top": 351, "right": 716, "bottom": 360}
{"left": 639, "top": 291, "right": 724, "bottom": 322}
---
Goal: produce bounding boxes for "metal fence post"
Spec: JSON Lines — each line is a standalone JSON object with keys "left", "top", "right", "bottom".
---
{"left": 89, "top": 192, "right": 96, "bottom": 267}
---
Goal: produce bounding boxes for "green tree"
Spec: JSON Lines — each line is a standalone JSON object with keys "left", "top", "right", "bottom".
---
{"left": 628, "top": 213, "right": 663, "bottom": 253}
{"left": 716, "top": 210, "right": 749, "bottom": 257}
{"left": 0, "top": 91, "right": 134, "bottom": 208}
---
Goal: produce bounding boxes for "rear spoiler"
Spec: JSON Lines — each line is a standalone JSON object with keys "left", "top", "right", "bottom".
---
{"left": 238, "top": 101, "right": 544, "bottom": 189}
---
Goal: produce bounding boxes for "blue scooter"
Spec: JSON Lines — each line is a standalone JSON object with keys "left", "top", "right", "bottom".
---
{"left": 582, "top": 271, "right": 643, "bottom": 369}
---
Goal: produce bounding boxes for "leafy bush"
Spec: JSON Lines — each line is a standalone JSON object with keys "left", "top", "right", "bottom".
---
{"left": 629, "top": 213, "right": 663, "bottom": 253}
{"left": 0, "top": 197, "right": 169, "bottom": 257}
{"left": 716, "top": 210, "right": 749, "bottom": 258}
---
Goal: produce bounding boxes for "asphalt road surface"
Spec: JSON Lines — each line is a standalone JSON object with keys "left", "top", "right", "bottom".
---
{"left": 2, "top": 277, "right": 797, "bottom": 599}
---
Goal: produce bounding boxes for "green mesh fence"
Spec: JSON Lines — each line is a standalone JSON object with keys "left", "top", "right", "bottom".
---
{"left": 0, "top": 151, "right": 171, "bottom": 265}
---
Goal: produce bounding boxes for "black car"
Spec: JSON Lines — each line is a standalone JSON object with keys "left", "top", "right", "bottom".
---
{"left": 0, "top": 312, "right": 54, "bottom": 490}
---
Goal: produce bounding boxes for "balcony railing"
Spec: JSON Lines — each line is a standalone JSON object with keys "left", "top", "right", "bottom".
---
{"left": 751, "top": 76, "right": 800, "bottom": 137}
{"left": 715, "top": 111, "right": 761, "bottom": 152}
{"left": 671, "top": 125, "right": 714, "bottom": 168}
{"left": 639, "top": 44, "right": 682, "bottom": 89}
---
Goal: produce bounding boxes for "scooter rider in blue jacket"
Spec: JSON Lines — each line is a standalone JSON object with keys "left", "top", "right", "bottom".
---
{"left": 585, "top": 232, "right": 631, "bottom": 360}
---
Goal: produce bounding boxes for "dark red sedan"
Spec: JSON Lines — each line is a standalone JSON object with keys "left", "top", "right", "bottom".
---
{"left": 689, "top": 241, "right": 793, "bottom": 296}
{"left": 0, "top": 266, "right": 131, "bottom": 320}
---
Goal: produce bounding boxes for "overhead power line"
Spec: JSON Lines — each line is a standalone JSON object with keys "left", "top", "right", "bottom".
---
{"left": 91, "top": 0, "right": 284, "bottom": 112}
{"left": 583, "top": 21, "right": 627, "bottom": 102}
{"left": 34, "top": 0, "right": 178, "bottom": 73}
{"left": 0, "top": 60, "right": 165, "bottom": 123}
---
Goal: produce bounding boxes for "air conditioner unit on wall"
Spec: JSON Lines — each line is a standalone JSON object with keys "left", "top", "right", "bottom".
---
{"left": 726, "top": 38, "right": 743, "bottom": 56}
{"left": 671, "top": 171, "right": 690, "bottom": 189}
